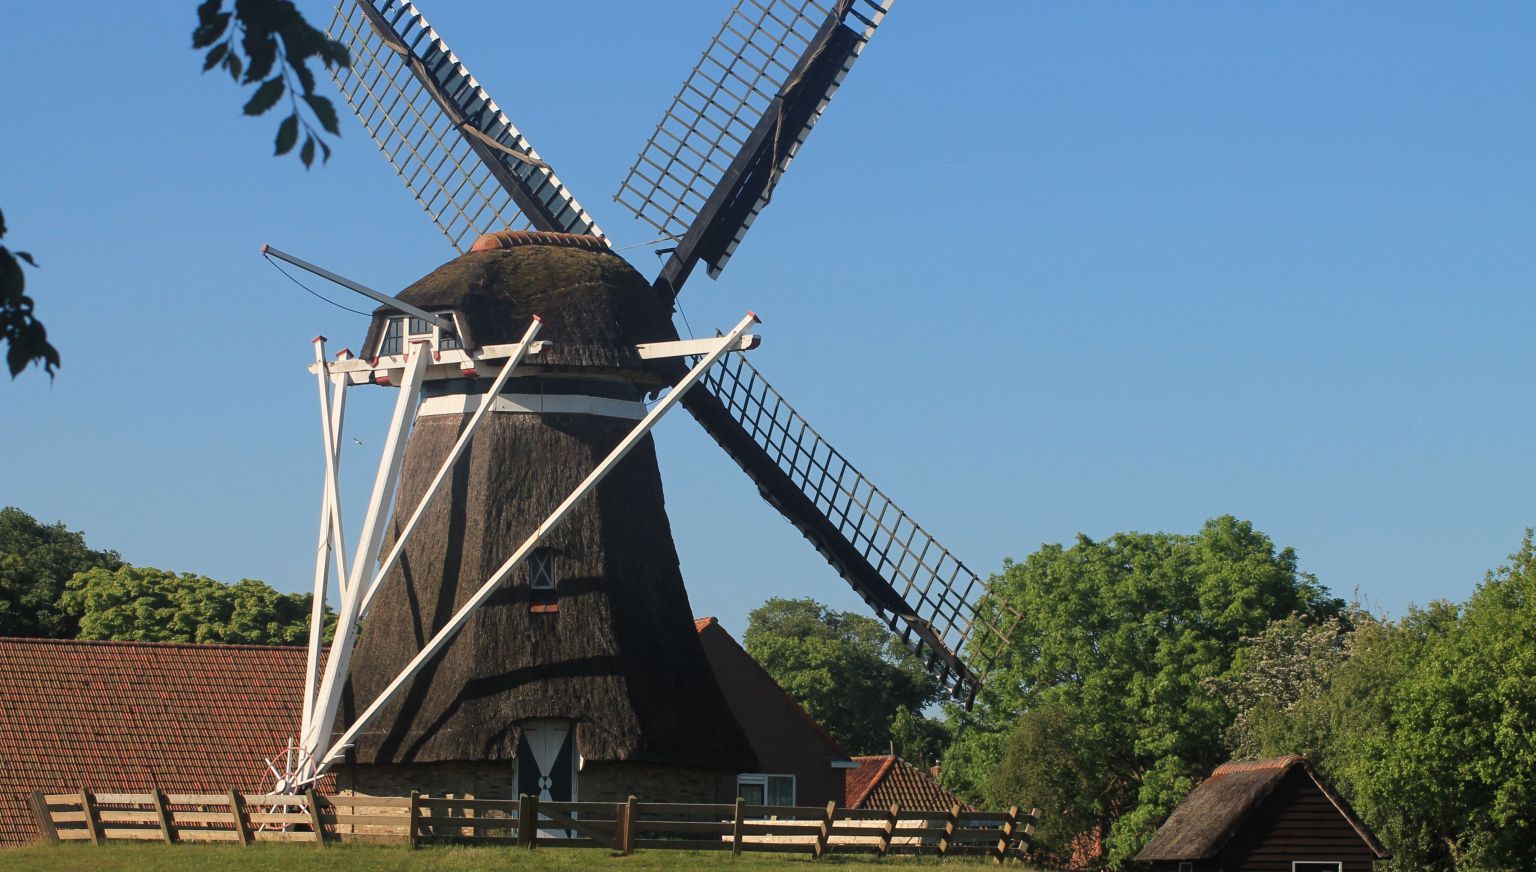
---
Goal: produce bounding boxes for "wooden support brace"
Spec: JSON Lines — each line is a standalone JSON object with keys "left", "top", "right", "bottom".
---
{"left": 813, "top": 800, "right": 837, "bottom": 858}
{"left": 1020, "top": 807, "right": 1039, "bottom": 860}
{"left": 938, "top": 802, "right": 961, "bottom": 857}
{"left": 27, "top": 792, "right": 59, "bottom": 844}
{"left": 305, "top": 788, "right": 326, "bottom": 845}
{"left": 79, "top": 788, "right": 103, "bottom": 845}
{"left": 408, "top": 790, "right": 421, "bottom": 849}
{"left": 877, "top": 801, "right": 899, "bottom": 857}
{"left": 731, "top": 796, "right": 745, "bottom": 857}
{"left": 517, "top": 794, "right": 537, "bottom": 848}
{"left": 150, "top": 788, "right": 176, "bottom": 844}
{"left": 624, "top": 795, "right": 638, "bottom": 855}
{"left": 228, "top": 790, "right": 252, "bottom": 845}
{"left": 992, "top": 805, "right": 1020, "bottom": 865}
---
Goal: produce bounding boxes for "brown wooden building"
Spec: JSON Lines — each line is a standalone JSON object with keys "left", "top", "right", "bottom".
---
{"left": 1135, "top": 756, "right": 1388, "bottom": 872}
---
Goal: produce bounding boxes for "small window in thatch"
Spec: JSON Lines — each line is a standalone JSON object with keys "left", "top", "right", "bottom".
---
{"left": 530, "top": 549, "right": 556, "bottom": 590}
{"left": 379, "top": 313, "right": 462, "bottom": 355}
{"left": 1293, "top": 864, "right": 1341, "bottom": 872}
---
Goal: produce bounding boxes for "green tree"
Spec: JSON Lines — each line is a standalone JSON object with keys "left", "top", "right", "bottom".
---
{"left": 947, "top": 516, "right": 1342, "bottom": 868}
{"left": 0, "top": 506, "right": 123, "bottom": 637}
{"left": 62, "top": 565, "right": 324, "bottom": 646}
{"left": 889, "top": 707, "right": 951, "bottom": 768}
{"left": 4, "top": 1, "right": 347, "bottom": 378}
{"left": 1234, "top": 534, "right": 1536, "bottom": 871}
{"left": 744, "top": 597, "right": 941, "bottom": 755}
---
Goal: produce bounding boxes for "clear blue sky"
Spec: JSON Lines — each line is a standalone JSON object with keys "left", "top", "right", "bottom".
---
{"left": 3, "top": 2, "right": 1532, "bottom": 639}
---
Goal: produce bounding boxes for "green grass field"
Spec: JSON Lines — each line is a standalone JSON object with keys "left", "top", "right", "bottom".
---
{"left": 4, "top": 843, "right": 1041, "bottom": 870}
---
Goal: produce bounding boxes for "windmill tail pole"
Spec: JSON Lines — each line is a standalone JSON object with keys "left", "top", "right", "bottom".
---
{"left": 310, "top": 310, "right": 762, "bottom": 778}
{"left": 262, "top": 243, "right": 454, "bottom": 332}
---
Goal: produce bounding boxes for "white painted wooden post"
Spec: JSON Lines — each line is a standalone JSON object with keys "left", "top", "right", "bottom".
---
{"left": 299, "top": 340, "right": 431, "bottom": 781}
{"left": 302, "top": 340, "right": 351, "bottom": 739}
{"left": 312, "top": 313, "right": 761, "bottom": 776}
{"left": 358, "top": 317, "right": 543, "bottom": 618}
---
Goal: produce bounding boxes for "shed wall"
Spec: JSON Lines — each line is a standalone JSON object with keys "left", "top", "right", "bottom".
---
{"left": 1220, "top": 768, "right": 1377, "bottom": 872}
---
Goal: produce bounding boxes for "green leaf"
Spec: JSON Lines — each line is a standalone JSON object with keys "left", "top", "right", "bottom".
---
{"left": 15, "top": 251, "right": 35, "bottom": 268}
{"left": 318, "top": 139, "right": 332, "bottom": 164}
{"left": 191, "top": 10, "right": 230, "bottom": 49}
{"left": 202, "top": 42, "right": 228, "bottom": 72}
{"left": 274, "top": 114, "right": 299, "bottom": 156}
{"left": 242, "top": 76, "right": 284, "bottom": 116}
{"left": 300, "top": 136, "right": 315, "bottom": 168}
{"left": 224, "top": 52, "right": 243, "bottom": 82}
{"left": 288, "top": 55, "right": 315, "bottom": 94}
{"left": 303, "top": 94, "right": 340, "bottom": 135}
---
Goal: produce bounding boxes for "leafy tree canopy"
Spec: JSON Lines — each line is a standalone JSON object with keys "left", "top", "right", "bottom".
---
{"left": 63, "top": 565, "right": 324, "bottom": 646}
{"left": 1230, "top": 532, "right": 1536, "bottom": 871}
{"left": 0, "top": 506, "right": 123, "bottom": 637}
{"left": 744, "top": 597, "right": 942, "bottom": 756}
{"left": 947, "top": 515, "right": 1342, "bottom": 867}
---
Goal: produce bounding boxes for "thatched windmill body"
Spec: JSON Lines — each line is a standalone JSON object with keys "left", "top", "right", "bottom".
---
{"left": 281, "top": 0, "right": 1021, "bottom": 801}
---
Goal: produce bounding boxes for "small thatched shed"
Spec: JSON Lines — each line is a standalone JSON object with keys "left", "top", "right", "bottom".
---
{"left": 1135, "top": 756, "right": 1387, "bottom": 872}
{"left": 340, "top": 233, "right": 756, "bottom": 804}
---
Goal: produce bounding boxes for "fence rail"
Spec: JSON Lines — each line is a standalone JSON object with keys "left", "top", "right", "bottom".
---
{"left": 33, "top": 789, "right": 1036, "bottom": 861}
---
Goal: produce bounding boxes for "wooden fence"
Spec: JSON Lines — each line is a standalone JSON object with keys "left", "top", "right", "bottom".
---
{"left": 32, "top": 789, "right": 1037, "bottom": 861}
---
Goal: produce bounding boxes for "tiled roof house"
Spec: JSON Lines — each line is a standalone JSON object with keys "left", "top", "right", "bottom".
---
{"left": 0, "top": 637, "right": 316, "bottom": 845}
{"left": 844, "top": 754, "right": 969, "bottom": 812}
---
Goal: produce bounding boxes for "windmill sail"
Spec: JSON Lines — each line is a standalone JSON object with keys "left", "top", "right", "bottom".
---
{"left": 682, "top": 352, "right": 1019, "bottom": 704}
{"left": 615, "top": 0, "right": 894, "bottom": 295}
{"left": 328, "top": 0, "right": 604, "bottom": 250}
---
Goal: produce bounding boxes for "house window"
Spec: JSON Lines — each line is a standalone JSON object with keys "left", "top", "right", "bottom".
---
{"left": 1178, "top": 863, "right": 1194, "bottom": 872}
{"left": 737, "top": 774, "right": 795, "bottom": 807}
{"left": 1293, "top": 864, "right": 1342, "bottom": 872}
{"left": 379, "top": 312, "right": 461, "bottom": 355}
{"left": 529, "top": 548, "right": 556, "bottom": 590}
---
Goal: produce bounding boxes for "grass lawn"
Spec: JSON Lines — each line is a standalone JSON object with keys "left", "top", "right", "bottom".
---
{"left": 4, "top": 843, "right": 1042, "bottom": 870}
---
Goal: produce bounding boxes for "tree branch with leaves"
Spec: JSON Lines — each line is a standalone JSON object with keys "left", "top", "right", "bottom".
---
{"left": 194, "top": 0, "right": 349, "bottom": 166}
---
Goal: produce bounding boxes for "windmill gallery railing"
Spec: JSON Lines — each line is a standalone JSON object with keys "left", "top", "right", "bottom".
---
{"left": 32, "top": 791, "right": 1036, "bottom": 861}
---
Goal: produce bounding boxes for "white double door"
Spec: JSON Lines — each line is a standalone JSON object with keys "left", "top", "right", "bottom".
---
{"left": 516, "top": 719, "right": 576, "bottom": 802}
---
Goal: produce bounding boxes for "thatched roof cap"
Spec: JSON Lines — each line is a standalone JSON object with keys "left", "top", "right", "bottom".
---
{"left": 1134, "top": 756, "right": 1388, "bottom": 861}
{"left": 361, "top": 241, "right": 676, "bottom": 370}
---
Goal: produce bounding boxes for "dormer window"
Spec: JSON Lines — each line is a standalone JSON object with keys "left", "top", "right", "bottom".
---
{"left": 379, "top": 312, "right": 462, "bottom": 356}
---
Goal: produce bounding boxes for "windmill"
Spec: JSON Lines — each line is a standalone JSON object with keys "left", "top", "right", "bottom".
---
{"left": 275, "top": 0, "right": 1021, "bottom": 800}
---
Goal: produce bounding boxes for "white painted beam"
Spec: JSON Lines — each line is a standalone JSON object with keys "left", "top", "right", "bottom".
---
{"left": 358, "top": 317, "right": 544, "bottom": 619}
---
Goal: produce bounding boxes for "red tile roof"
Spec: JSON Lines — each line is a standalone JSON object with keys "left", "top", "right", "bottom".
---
{"left": 0, "top": 637, "right": 316, "bottom": 845}
{"left": 845, "top": 755, "right": 969, "bottom": 812}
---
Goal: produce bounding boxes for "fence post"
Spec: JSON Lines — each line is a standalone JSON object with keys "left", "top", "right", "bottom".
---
{"left": 28, "top": 792, "right": 59, "bottom": 844}
{"left": 938, "top": 802, "right": 961, "bottom": 857}
{"left": 812, "top": 800, "right": 837, "bottom": 858}
{"left": 79, "top": 788, "right": 103, "bottom": 845}
{"left": 304, "top": 788, "right": 326, "bottom": 845}
{"left": 623, "top": 795, "right": 638, "bottom": 855}
{"left": 150, "top": 788, "right": 176, "bottom": 844}
{"left": 226, "top": 790, "right": 251, "bottom": 845}
{"left": 731, "top": 796, "right": 744, "bottom": 857}
{"left": 992, "top": 805, "right": 1020, "bottom": 865}
{"left": 407, "top": 790, "right": 421, "bottom": 849}
{"left": 1020, "top": 807, "right": 1039, "bottom": 860}
{"left": 877, "top": 801, "right": 899, "bottom": 857}
{"left": 517, "top": 794, "right": 538, "bottom": 848}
